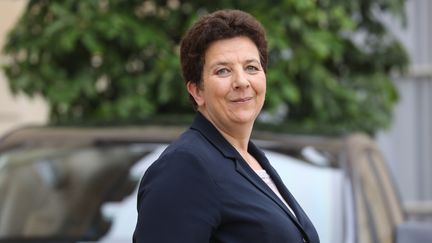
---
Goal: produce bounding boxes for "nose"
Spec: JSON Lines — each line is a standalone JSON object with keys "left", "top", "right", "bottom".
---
{"left": 233, "top": 69, "right": 250, "bottom": 90}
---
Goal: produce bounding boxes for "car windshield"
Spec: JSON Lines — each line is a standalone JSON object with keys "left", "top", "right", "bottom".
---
{"left": 0, "top": 142, "right": 347, "bottom": 243}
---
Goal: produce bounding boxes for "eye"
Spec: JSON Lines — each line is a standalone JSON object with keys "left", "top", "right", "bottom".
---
{"left": 215, "top": 68, "right": 230, "bottom": 77}
{"left": 245, "top": 65, "right": 259, "bottom": 73}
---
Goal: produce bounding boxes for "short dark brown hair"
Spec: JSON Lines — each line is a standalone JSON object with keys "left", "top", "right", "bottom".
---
{"left": 180, "top": 9, "right": 268, "bottom": 107}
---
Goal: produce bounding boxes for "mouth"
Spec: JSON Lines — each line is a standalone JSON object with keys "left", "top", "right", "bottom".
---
{"left": 231, "top": 97, "right": 253, "bottom": 103}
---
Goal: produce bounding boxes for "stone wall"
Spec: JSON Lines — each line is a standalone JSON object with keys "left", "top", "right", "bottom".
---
{"left": 0, "top": 0, "right": 48, "bottom": 136}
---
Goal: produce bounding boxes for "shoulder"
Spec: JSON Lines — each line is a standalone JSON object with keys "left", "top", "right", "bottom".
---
{"left": 166, "top": 128, "right": 210, "bottom": 152}
{"left": 159, "top": 128, "right": 222, "bottom": 166}
{"left": 139, "top": 127, "right": 234, "bottom": 195}
{"left": 136, "top": 129, "right": 223, "bottom": 209}
{"left": 144, "top": 128, "right": 217, "bottom": 182}
{"left": 134, "top": 129, "right": 223, "bottom": 241}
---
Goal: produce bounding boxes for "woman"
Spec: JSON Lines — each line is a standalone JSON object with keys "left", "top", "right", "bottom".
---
{"left": 133, "top": 9, "right": 320, "bottom": 243}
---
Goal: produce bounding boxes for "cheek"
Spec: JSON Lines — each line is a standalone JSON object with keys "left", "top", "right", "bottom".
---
{"left": 256, "top": 76, "right": 267, "bottom": 94}
{"left": 261, "top": 79, "right": 267, "bottom": 93}
{"left": 209, "top": 79, "right": 232, "bottom": 98}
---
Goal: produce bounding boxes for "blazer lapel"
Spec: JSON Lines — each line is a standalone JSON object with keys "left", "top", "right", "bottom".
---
{"left": 233, "top": 157, "right": 300, "bottom": 222}
{"left": 190, "top": 113, "right": 309, "bottom": 239}
{"left": 245, "top": 144, "right": 310, "bottom": 236}
{"left": 264, "top": 163, "right": 309, "bottom": 226}
{"left": 254, "top": 146, "right": 314, "bottom": 242}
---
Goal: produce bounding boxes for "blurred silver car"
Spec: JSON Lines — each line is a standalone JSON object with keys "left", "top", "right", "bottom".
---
{"left": 0, "top": 126, "right": 431, "bottom": 243}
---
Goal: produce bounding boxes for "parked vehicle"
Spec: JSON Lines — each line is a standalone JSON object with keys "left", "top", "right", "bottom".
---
{"left": 0, "top": 126, "right": 430, "bottom": 243}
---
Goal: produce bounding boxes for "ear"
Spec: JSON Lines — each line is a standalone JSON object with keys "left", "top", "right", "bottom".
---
{"left": 187, "top": 81, "right": 205, "bottom": 107}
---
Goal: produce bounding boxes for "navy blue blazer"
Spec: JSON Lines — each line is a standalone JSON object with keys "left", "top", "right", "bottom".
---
{"left": 133, "top": 112, "right": 320, "bottom": 243}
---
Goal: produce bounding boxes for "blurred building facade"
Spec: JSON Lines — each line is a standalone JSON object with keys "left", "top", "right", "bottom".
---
{"left": 0, "top": 0, "right": 48, "bottom": 135}
{"left": 0, "top": 0, "right": 430, "bottom": 202}
{"left": 378, "top": 0, "right": 432, "bottom": 202}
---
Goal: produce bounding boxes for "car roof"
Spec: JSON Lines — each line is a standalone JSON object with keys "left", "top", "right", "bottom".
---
{"left": 0, "top": 126, "right": 343, "bottom": 160}
{"left": 0, "top": 126, "right": 185, "bottom": 152}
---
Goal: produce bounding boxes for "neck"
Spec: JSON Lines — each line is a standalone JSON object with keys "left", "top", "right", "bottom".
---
{"left": 199, "top": 111, "right": 253, "bottom": 152}
{"left": 217, "top": 125, "right": 251, "bottom": 152}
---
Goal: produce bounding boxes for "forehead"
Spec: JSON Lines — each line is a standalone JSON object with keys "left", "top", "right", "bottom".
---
{"left": 204, "top": 36, "right": 260, "bottom": 65}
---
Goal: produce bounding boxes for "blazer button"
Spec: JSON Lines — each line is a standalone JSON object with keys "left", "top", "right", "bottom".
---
{"left": 302, "top": 238, "right": 307, "bottom": 243}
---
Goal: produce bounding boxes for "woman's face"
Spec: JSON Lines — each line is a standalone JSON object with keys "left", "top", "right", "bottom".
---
{"left": 188, "top": 36, "right": 266, "bottom": 130}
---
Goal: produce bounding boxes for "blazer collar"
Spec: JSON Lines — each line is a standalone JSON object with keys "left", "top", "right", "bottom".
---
{"left": 190, "top": 113, "right": 309, "bottom": 238}
{"left": 190, "top": 112, "right": 241, "bottom": 160}
{"left": 245, "top": 143, "right": 309, "bottom": 238}
{"left": 264, "top": 161, "right": 312, "bottom": 228}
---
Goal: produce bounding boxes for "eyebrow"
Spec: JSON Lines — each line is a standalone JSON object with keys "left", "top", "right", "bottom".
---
{"left": 209, "top": 58, "right": 261, "bottom": 69}
{"left": 245, "top": 59, "right": 261, "bottom": 65}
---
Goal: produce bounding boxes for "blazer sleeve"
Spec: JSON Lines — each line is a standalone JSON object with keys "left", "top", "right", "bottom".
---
{"left": 133, "top": 149, "right": 221, "bottom": 243}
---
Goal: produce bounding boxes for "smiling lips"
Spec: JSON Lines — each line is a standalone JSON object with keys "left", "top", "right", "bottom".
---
{"left": 231, "top": 97, "right": 253, "bottom": 103}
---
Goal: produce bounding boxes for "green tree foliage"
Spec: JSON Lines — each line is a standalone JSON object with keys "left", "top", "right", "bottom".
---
{"left": 2, "top": 0, "right": 408, "bottom": 134}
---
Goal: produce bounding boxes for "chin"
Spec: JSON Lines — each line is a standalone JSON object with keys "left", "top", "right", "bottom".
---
{"left": 231, "top": 111, "right": 259, "bottom": 124}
